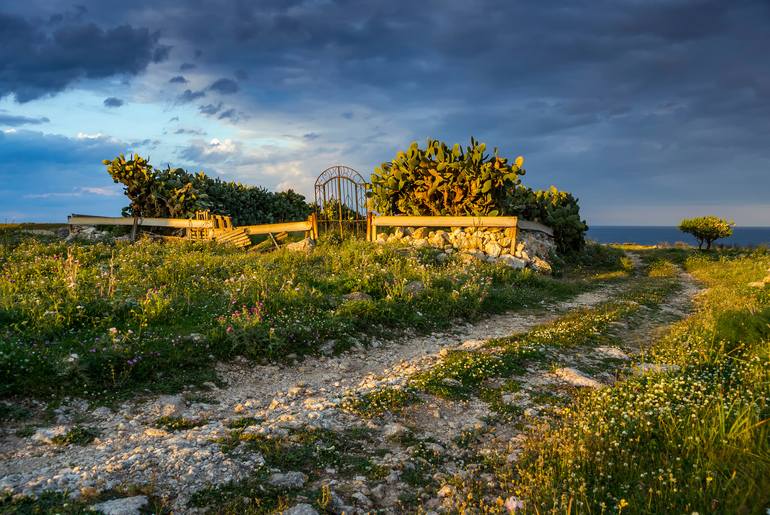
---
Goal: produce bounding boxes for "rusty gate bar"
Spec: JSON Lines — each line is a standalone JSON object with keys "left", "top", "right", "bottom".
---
{"left": 314, "top": 165, "right": 369, "bottom": 239}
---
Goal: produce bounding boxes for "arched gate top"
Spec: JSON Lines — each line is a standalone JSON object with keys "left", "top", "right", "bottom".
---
{"left": 314, "top": 165, "right": 368, "bottom": 189}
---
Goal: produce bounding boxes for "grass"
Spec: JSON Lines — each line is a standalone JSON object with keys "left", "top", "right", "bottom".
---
{"left": 0, "top": 234, "right": 622, "bottom": 400}
{"left": 449, "top": 247, "right": 770, "bottom": 514}
{"left": 49, "top": 425, "right": 99, "bottom": 446}
{"left": 343, "top": 386, "right": 421, "bottom": 417}
{"left": 154, "top": 416, "right": 208, "bottom": 431}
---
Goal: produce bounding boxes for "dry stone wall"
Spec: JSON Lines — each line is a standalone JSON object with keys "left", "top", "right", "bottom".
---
{"left": 374, "top": 224, "right": 556, "bottom": 273}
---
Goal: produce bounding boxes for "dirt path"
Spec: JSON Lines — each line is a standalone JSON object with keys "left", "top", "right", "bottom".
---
{"left": 0, "top": 258, "right": 702, "bottom": 513}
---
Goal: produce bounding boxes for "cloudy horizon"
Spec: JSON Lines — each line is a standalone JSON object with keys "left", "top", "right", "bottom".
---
{"left": 1, "top": 1, "right": 769, "bottom": 225}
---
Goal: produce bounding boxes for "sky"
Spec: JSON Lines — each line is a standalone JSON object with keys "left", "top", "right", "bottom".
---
{"left": 1, "top": 0, "right": 769, "bottom": 225}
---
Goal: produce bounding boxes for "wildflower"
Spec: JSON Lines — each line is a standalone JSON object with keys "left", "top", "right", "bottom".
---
{"left": 505, "top": 496, "right": 524, "bottom": 512}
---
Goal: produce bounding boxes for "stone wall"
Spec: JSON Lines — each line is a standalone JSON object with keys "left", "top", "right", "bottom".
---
{"left": 374, "top": 223, "right": 556, "bottom": 273}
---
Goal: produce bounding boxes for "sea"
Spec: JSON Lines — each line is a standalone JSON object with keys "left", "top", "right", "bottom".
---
{"left": 587, "top": 226, "right": 770, "bottom": 247}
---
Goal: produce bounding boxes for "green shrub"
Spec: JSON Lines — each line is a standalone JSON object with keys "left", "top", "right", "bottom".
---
{"left": 678, "top": 216, "right": 734, "bottom": 250}
{"left": 369, "top": 139, "right": 587, "bottom": 253}
{"left": 104, "top": 154, "right": 311, "bottom": 225}
{"left": 508, "top": 186, "right": 588, "bottom": 253}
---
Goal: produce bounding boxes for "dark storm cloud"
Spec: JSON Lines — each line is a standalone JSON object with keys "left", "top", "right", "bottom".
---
{"left": 0, "top": 112, "right": 50, "bottom": 126}
{"left": 0, "top": 11, "right": 169, "bottom": 102}
{"left": 169, "top": 75, "right": 188, "bottom": 84}
{"left": 217, "top": 108, "right": 239, "bottom": 121}
{"left": 198, "top": 102, "right": 223, "bottom": 115}
{"left": 179, "top": 63, "right": 196, "bottom": 71}
{"left": 103, "top": 97, "right": 124, "bottom": 108}
{"left": 208, "top": 78, "right": 239, "bottom": 95}
{"left": 176, "top": 89, "right": 206, "bottom": 103}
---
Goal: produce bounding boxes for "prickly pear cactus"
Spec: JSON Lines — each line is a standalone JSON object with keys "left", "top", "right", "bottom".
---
{"left": 369, "top": 138, "right": 525, "bottom": 217}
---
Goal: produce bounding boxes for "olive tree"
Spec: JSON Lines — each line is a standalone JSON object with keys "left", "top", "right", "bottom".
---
{"left": 678, "top": 216, "right": 734, "bottom": 250}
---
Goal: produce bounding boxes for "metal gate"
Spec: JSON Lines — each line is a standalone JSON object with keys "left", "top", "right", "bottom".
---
{"left": 314, "top": 165, "right": 369, "bottom": 238}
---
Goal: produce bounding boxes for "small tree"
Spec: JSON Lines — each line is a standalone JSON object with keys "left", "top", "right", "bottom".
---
{"left": 678, "top": 216, "right": 734, "bottom": 250}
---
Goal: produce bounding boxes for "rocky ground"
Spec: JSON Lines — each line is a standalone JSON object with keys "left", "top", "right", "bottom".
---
{"left": 0, "top": 255, "right": 700, "bottom": 514}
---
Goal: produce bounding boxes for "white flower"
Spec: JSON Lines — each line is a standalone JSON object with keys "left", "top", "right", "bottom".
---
{"left": 505, "top": 496, "right": 524, "bottom": 512}
{"left": 67, "top": 353, "right": 79, "bottom": 363}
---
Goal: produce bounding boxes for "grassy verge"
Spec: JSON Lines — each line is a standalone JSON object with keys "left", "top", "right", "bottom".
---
{"left": 0, "top": 235, "right": 623, "bottom": 400}
{"left": 455, "top": 248, "right": 770, "bottom": 514}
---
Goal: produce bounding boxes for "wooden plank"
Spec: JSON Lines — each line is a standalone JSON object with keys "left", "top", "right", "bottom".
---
{"left": 251, "top": 232, "right": 288, "bottom": 252}
{"left": 216, "top": 229, "right": 248, "bottom": 242}
{"left": 241, "top": 220, "right": 312, "bottom": 235}
{"left": 517, "top": 220, "right": 554, "bottom": 236}
{"left": 68, "top": 215, "right": 213, "bottom": 229}
{"left": 371, "top": 215, "right": 518, "bottom": 228}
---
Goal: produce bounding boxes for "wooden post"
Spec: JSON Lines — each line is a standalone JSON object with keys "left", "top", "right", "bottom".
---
{"left": 310, "top": 213, "right": 319, "bottom": 240}
{"left": 370, "top": 214, "right": 377, "bottom": 242}
{"left": 130, "top": 217, "right": 139, "bottom": 242}
{"left": 366, "top": 212, "right": 373, "bottom": 242}
{"left": 510, "top": 224, "right": 518, "bottom": 254}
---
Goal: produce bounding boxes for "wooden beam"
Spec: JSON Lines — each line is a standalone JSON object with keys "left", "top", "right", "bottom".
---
{"left": 371, "top": 215, "right": 518, "bottom": 228}
{"left": 241, "top": 220, "right": 313, "bottom": 235}
{"left": 68, "top": 214, "right": 213, "bottom": 229}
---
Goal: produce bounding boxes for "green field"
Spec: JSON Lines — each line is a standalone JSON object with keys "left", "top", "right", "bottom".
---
{"left": 0, "top": 231, "right": 623, "bottom": 401}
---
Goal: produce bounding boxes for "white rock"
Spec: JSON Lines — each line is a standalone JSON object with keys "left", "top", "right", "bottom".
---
{"left": 484, "top": 241, "right": 502, "bottom": 258}
{"left": 404, "top": 280, "right": 425, "bottom": 296}
{"left": 286, "top": 237, "right": 316, "bottom": 252}
{"left": 440, "top": 378, "right": 462, "bottom": 387}
{"left": 150, "top": 395, "right": 185, "bottom": 417}
{"left": 90, "top": 495, "right": 148, "bottom": 515}
{"left": 530, "top": 256, "right": 552, "bottom": 274}
{"left": 595, "top": 347, "right": 630, "bottom": 360}
{"left": 459, "top": 339, "right": 485, "bottom": 350}
{"left": 498, "top": 254, "right": 527, "bottom": 269}
{"left": 552, "top": 367, "right": 603, "bottom": 388}
{"left": 342, "top": 291, "right": 372, "bottom": 302}
{"left": 351, "top": 492, "right": 372, "bottom": 507}
{"left": 383, "top": 422, "right": 408, "bottom": 439}
{"left": 268, "top": 471, "right": 307, "bottom": 489}
{"left": 370, "top": 483, "right": 386, "bottom": 500}
{"left": 31, "top": 426, "right": 68, "bottom": 444}
{"left": 282, "top": 503, "right": 319, "bottom": 515}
